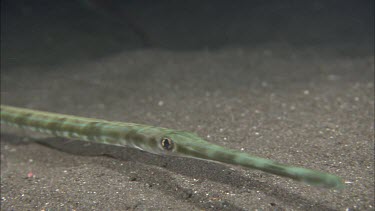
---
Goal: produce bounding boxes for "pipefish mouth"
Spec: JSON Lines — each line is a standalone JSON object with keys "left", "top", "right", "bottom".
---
{"left": 0, "top": 105, "right": 345, "bottom": 189}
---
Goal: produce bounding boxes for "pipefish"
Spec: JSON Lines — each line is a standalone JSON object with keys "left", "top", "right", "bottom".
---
{"left": 0, "top": 105, "right": 345, "bottom": 189}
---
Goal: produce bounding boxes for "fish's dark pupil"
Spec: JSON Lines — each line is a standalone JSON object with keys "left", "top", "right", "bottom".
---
{"left": 161, "top": 138, "right": 173, "bottom": 150}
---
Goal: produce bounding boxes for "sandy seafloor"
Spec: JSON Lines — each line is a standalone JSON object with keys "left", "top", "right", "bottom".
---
{"left": 1, "top": 1, "right": 374, "bottom": 210}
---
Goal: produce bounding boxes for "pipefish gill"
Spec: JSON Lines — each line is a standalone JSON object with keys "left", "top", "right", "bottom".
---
{"left": 0, "top": 105, "right": 345, "bottom": 189}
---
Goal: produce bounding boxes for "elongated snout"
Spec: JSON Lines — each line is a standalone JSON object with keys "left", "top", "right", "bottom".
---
{"left": 169, "top": 135, "right": 344, "bottom": 189}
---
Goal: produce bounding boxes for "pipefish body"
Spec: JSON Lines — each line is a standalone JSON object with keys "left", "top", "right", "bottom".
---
{"left": 0, "top": 105, "right": 345, "bottom": 189}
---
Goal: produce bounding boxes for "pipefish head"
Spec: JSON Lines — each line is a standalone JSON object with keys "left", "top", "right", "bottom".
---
{"left": 157, "top": 131, "right": 346, "bottom": 189}
{"left": 158, "top": 131, "right": 228, "bottom": 161}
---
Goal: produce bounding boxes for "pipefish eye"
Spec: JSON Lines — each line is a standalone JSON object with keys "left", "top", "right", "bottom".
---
{"left": 161, "top": 137, "right": 174, "bottom": 150}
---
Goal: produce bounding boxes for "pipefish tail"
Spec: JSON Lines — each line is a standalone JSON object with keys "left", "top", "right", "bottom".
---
{"left": 0, "top": 105, "right": 345, "bottom": 189}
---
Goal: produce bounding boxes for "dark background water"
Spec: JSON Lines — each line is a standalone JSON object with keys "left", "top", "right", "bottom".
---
{"left": 1, "top": 0, "right": 373, "bottom": 69}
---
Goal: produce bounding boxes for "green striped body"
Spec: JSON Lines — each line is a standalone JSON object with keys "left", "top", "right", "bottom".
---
{"left": 0, "top": 105, "right": 175, "bottom": 154}
{"left": 0, "top": 105, "right": 345, "bottom": 189}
